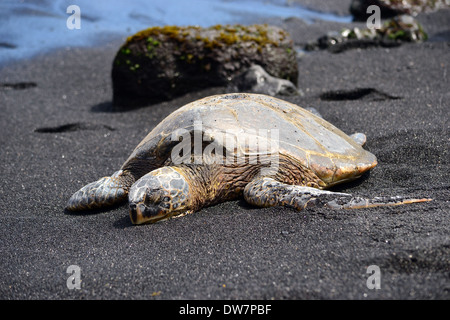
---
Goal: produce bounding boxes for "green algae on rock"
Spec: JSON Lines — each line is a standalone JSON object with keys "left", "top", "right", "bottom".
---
{"left": 112, "top": 24, "right": 298, "bottom": 107}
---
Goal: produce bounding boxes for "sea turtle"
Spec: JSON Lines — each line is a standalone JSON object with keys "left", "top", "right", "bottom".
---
{"left": 66, "top": 93, "right": 430, "bottom": 224}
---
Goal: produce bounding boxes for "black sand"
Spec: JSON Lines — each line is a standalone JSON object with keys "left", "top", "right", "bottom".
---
{"left": 0, "top": 5, "right": 448, "bottom": 300}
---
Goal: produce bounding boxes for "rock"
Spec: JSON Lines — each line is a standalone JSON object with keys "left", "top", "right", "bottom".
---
{"left": 305, "top": 15, "right": 428, "bottom": 53}
{"left": 227, "top": 65, "right": 299, "bottom": 96}
{"left": 379, "top": 14, "right": 428, "bottom": 42}
{"left": 350, "top": 0, "right": 449, "bottom": 21}
{"left": 112, "top": 24, "right": 298, "bottom": 107}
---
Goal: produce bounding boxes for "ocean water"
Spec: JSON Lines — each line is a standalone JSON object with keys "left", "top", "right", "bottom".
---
{"left": 0, "top": 0, "right": 351, "bottom": 64}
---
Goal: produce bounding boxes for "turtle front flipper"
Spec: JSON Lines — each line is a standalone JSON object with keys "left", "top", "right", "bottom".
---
{"left": 66, "top": 170, "right": 134, "bottom": 211}
{"left": 244, "top": 177, "right": 432, "bottom": 211}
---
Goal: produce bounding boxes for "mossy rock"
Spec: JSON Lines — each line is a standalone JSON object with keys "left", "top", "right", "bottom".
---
{"left": 112, "top": 24, "right": 298, "bottom": 107}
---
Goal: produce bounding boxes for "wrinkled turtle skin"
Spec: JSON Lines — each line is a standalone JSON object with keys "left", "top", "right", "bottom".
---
{"left": 66, "top": 93, "right": 430, "bottom": 224}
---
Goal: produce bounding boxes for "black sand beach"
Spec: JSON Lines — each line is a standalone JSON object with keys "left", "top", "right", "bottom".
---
{"left": 0, "top": 2, "right": 448, "bottom": 301}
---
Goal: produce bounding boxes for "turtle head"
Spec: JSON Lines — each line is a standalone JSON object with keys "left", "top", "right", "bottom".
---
{"left": 128, "top": 167, "right": 192, "bottom": 224}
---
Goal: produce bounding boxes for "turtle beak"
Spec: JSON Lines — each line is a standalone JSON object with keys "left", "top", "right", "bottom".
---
{"left": 129, "top": 202, "right": 168, "bottom": 224}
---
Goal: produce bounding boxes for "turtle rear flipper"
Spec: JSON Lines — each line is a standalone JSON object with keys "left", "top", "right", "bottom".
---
{"left": 244, "top": 177, "right": 431, "bottom": 211}
{"left": 66, "top": 170, "right": 134, "bottom": 211}
{"left": 349, "top": 132, "right": 367, "bottom": 146}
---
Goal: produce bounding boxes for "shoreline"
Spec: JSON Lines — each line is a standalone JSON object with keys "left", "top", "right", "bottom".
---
{"left": 0, "top": 0, "right": 354, "bottom": 67}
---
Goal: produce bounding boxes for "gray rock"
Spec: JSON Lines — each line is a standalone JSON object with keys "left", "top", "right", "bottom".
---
{"left": 227, "top": 65, "right": 300, "bottom": 96}
{"left": 305, "top": 15, "right": 428, "bottom": 53}
{"left": 350, "top": 0, "right": 449, "bottom": 21}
